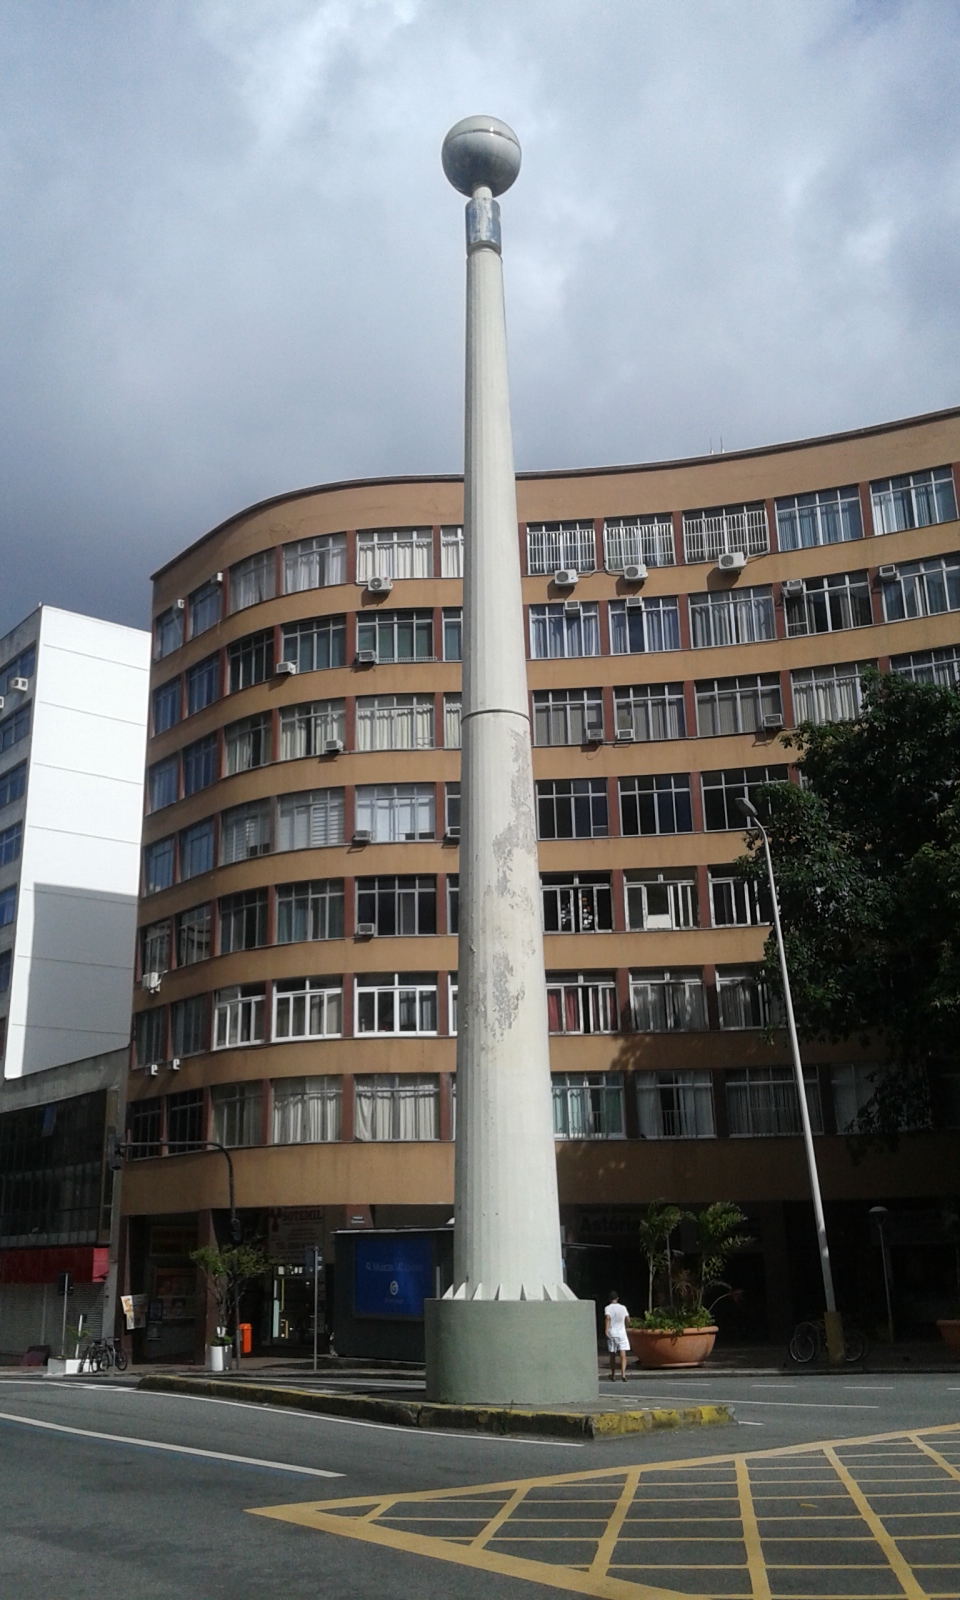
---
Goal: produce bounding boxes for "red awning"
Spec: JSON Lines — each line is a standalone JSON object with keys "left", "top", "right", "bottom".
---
{"left": 0, "top": 1246, "right": 110, "bottom": 1285}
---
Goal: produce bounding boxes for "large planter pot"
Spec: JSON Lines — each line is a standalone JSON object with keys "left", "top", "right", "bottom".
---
{"left": 46, "top": 1357, "right": 82, "bottom": 1377}
{"left": 206, "top": 1344, "right": 227, "bottom": 1373}
{"left": 629, "top": 1326, "right": 718, "bottom": 1369}
{"left": 936, "top": 1319, "right": 960, "bottom": 1359}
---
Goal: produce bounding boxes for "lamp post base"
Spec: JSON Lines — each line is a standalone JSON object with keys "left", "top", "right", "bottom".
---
{"left": 424, "top": 1297, "right": 599, "bottom": 1405}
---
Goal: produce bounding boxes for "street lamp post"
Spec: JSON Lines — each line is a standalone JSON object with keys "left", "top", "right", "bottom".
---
{"left": 736, "top": 796, "right": 845, "bottom": 1366}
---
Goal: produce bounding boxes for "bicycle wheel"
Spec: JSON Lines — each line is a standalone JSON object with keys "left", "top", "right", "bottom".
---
{"left": 844, "top": 1329, "right": 867, "bottom": 1364}
{"left": 113, "top": 1345, "right": 127, "bottom": 1372}
{"left": 789, "top": 1323, "right": 819, "bottom": 1364}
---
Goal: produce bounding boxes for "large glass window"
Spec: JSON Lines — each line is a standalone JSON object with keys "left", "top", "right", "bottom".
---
{"left": 791, "top": 663, "right": 871, "bottom": 725}
{"left": 533, "top": 689, "right": 604, "bottom": 746}
{"left": 170, "top": 995, "right": 207, "bottom": 1058}
{"left": 702, "top": 765, "right": 788, "bottom": 831}
{"left": 690, "top": 587, "right": 775, "bottom": 648}
{"left": 282, "top": 533, "right": 346, "bottom": 593}
{"left": 609, "top": 597, "right": 681, "bottom": 654}
{"left": 0, "top": 762, "right": 27, "bottom": 810}
{"left": 603, "top": 516, "right": 675, "bottom": 569}
{"left": 354, "top": 1075, "right": 440, "bottom": 1140}
{"left": 831, "top": 1064, "right": 880, "bottom": 1132}
{"left": 154, "top": 605, "right": 183, "bottom": 660}
{"left": 0, "top": 821, "right": 22, "bottom": 866}
{"left": 630, "top": 970, "right": 707, "bottom": 1032}
{"left": 0, "top": 644, "right": 36, "bottom": 697}
{"left": 357, "top": 876, "right": 437, "bottom": 936}
{"left": 443, "top": 694, "right": 461, "bottom": 749}
{"left": 211, "top": 1082, "right": 262, "bottom": 1148}
{"left": 228, "top": 629, "right": 274, "bottom": 690}
{"left": 219, "top": 889, "right": 268, "bottom": 953}
{"left": 143, "top": 836, "right": 175, "bottom": 893}
{"left": 188, "top": 578, "right": 222, "bottom": 637}
{"left": 614, "top": 683, "right": 685, "bottom": 741}
{"left": 175, "top": 904, "right": 211, "bottom": 965}
{"left": 541, "top": 874, "right": 613, "bottom": 934}
{"left": 272, "top": 1077, "right": 342, "bottom": 1143}
{"left": 530, "top": 603, "right": 600, "bottom": 659}
{"left": 229, "top": 551, "right": 275, "bottom": 612}
{"left": 278, "top": 788, "right": 345, "bottom": 849}
{"left": 0, "top": 706, "right": 30, "bottom": 753}
{"left": 279, "top": 700, "right": 344, "bottom": 759}
{"left": 546, "top": 972, "right": 618, "bottom": 1034}
{"left": 444, "top": 782, "right": 460, "bottom": 836}
{"left": 153, "top": 679, "right": 181, "bottom": 735}
{"left": 537, "top": 779, "right": 608, "bottom": 839}
{"left": 128, "top": 1097, "right": 162, "bottom": 1158}
{"left": 356, "top": 610, "right": 433, "bottom": 662}
{"left": 890, "top": 646, "right": 960, "bottom": 688}
{"left": 356, "top": 528, "right": 433, "bottom": 580}
{"left": 624, "top": 871, "right": 697, "bottom": 931}
{"left": 214, "top": 986, "right": 266, "bottom": 1049}
{"left": 276, "top": 879, "right": 344, "bottom": 943}
{"left": 281, "top": 616, "right": 347, "bottom": 672}
{"left": 440, "top": 526, "right": 463, "bottom": 577}
{"left": 356, "top": 695, "right": 434, "bottom": 751}
{"left": 273, "top": 978, "right": 342, "bottom": 1040}
{"left": 881, "top": 553, "right": 960, "bottom": 622}
{"left": 148, "top": 756, "right": 179, "bottom": 811}
{"left": 182, "top": 734, "right": 218, "bottom": 797}
{"left": 717, "top": 967, "right": 776, "bottom": 1029}
{"left": 446, "top": 875, "right": 459, "bottom": 934}
{"left": 870, "top": 466, "right": 957, "bottom": 534}
{"left": 526, "top": 521, "right": 597, "bottom": 575}
{"left": 355, "top": 783, "right": 434, "bottom": 842}
{"left": 776, "top": 486, "right": 862, "bottom": 550}
{"left": 0, "top": 885, "right": 16, "bottom": 927}
{"left": 683, "top": 502, "right": 769, "bottom": 562}
{"left": 179, "top": 818, "right": 214, "bottom": 880}
{"left": 784, "top": 571, "right": 872, "bottom": 636}
{"left": 355, "top": 974, "right": 438, "bottom": 1036}
{"left": 134, "top": 1007, "right": 166, "bottom": 1067}
{"left": 552, "top": 1073, "right": 624, "bottom": 1138}
{"left": 166, "top": 1090, "right": 204, "bottom": 1153}
{"left": 637, "top": 1071, "right": 716, "bottom": 1138}
{"left": 220, "top": 799, "right": 272, "bottom": 863}
{"left": 709, "top": 869, "right": 769, "bottom": 927}
{"left": 619, "top": 774, "right": 692, "bottom": 835}
{"left": 186, "top": 654, "right": 219, "bottom": 715}
{"left": 225, "top": 712, "right": 272, "bottom": 773}
{"left": 726, "top": 1068, "right": 823, "bottom": 1136}
{"left": 0, "top": 950, "right": 10, "bottom": 992}
{"left": 140, "top": 920, "right": 170, "bottom": 978}
{"left": 696, "top": 675, "right": 781, "bottom": 736}
{"left": 442, "top": 608, "right": 462, "bottom": 661}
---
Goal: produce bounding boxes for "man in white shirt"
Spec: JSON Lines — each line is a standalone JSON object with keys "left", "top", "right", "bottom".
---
{"left": 604, "top": 1291, "right": 630, "bottom": 1381}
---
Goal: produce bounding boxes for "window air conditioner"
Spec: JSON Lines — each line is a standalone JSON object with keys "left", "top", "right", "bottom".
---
{"left": 275, "top": 660, "right": 297, "bottom": 676}
{"left": 622, "top": 563, "right": 648, "bottom": 583}
{"left": 717, "top": 551, "right": 747, "bottom": 572}
{"left": 444, "top": 825, "right": 460, "bottom": 842}
{"left": 175, "top": 598, "right": 186, "bottom": 610}
{"left": 352, "top": 828, "right": 372, "bottom": 844}
{"left": 169, "top": 1058, "right": 181, "bottom": 1072}
{"left": 763, "top": 712, "right": 785, "bottom": 731}
{"left": 141, "top": 971, "right": 162, "bottom": 994}
{"left": 625, "top": 595, "right": 644, "bottom": 609}
{"left": 356, "top": 649, "right": 377, "bottom": 665}
{"left": 877, "top": 564, "right": 898, "bottom": 581}
{"left": 366, "top": 575, "right": 393, "bottom": 595}
{"left": 0, "top": 697, "right": 5, "bottom": 712}
{"left": 584, "top": 723, "right": 604, "bottom": 743}
{"left": 553, "top": 568, "right": 578, "bottom": 588}
{"left": 781, "top": 579, "right": 804, "bottom": 596}
{"left": 355, "top": 922, "right": 376, "bottom": 938}
{"left": 323, "top": 738, "right": 345, "bottom": 755}
{"left": 213, "top": 572, "right": 224, "bottom": 583}
{"left": 10, "top": 677, "right": 29, "bottom": 692}
{"left": 148, "top": 1063, "right": 159, "bottom": 1077}
{"left": 563, "top": 598, "right": 581, "bottom": 615}
{"left": 615, "top": 727, "right": 635, "bottom": 742}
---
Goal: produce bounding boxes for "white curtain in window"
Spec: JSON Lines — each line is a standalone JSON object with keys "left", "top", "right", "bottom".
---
{"left": 272, "top": 1079, "right": 342, "bottom": 1142}
{"left": 440, "top": 527, "right": 463, "bottom": 577}
{"left": 354, "top": 1076, "right": 439, "bottom": 1140}
{"left": 356, "top": 697, "right": 434, "bottom": 752}
{"left": 444, "top": 695, "right": 462, "bottom": 749}
{"left": 220, "top": 802, "right": 271, "bottom": 863}
{"left": 277, "top": 789, "right": 344, "bottom": 849}
{"left": 283, "top": 534, "right": 346, "bottom": 593}
{"left": 356, "top": 531, "right": 433, "bottom": 581}
{"left": 355, "top": 786, "right": 434, "bottom": 841}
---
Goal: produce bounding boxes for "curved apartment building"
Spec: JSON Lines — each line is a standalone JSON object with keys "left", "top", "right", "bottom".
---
{"left": 123, "top": 407, "right": 960, "bottom": 1359}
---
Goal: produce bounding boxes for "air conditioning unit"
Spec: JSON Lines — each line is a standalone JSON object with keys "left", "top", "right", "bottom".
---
{"left": 444, "top": 825, "right": 460, "bottom": 842}
{"left": 323, "top": 738, "right": 345, "bottom": 756}
{"left": 763, "top": 712, "right": 785, "bottom": 731}
{"left": 0, "top": 697, "right": 5, "bottom": 711}
{"left": 141, "top": 971, "right": 162, "bottom": 995}
{"left": 717, "top": 551, "right": 747, "bottom": 572}
{"left": 366, "top": 575, "right": 393, "bottom": 595}
{"left": 625, "top": 595, "right": 644, "bottom": 609}
{"left": 275, "top": 660, "right": 297, "bottom": 676}
{"left": 175, "top": 598, "right": 186, "bottom": 610}
{"left": 877, "top": 564, "right": 898, "bottom": 581}
{"left": 148, "top": 1063, "right": 159, "bottom": 1077}
{"left": 10, "top": 677, "right": 29, "bottom": 692}
{"left": 553, "top": 568, "right": 578, "bottom": 589}
{"left": 622, "top": 563, "right": 648, "bottom": 583}
{"left": 169, "top": 1057, "right": 181, "bottom": 1072}
{"left": 355, "top": 649, "right": 376, "bottom": 665}
{"left": 352, "top": 828, "right": 372, "bottom": 844}
{"left": 355, "top": 922, "right": 376, "bottom": 938}
{"left": 563, "top": 598, "right": 581, "bottom": 615}
{"left": 213, "top": 572, "right": 224, "bottom": 583}
{"left": 584, "top": 723, "right": 604, "bottom": 743}
{"left": 781, "top": 578, "right": 804, "bottom": 596}
{"left": 615, "top": 727, "right": 635, "bottom": 742}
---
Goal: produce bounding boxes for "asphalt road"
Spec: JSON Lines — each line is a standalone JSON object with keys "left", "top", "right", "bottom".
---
{"left": 1, "top": 1371, "right": 958, "bottom": 1599}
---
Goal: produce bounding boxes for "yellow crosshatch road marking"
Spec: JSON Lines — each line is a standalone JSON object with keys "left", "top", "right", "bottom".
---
{"left": 248, "top": 1423, "right": 960, "bottom": 1600}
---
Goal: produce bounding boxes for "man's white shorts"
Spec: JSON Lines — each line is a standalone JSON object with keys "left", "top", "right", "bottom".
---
{"left": 606, "top": 1334, "right": 630, "bottom": 1353}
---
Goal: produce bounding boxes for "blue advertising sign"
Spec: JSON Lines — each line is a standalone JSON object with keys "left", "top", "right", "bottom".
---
{"left": 354, "top": 1235, "right": 434, "bottom": 1319}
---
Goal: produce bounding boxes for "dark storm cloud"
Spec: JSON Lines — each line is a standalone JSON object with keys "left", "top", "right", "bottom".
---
{"left": 1, "top": 0, "right": 958, "bottom": 635}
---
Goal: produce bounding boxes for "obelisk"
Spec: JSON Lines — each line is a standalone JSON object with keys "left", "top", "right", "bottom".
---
{"left": 423, "top": 117, "right": 598, "bottom": 1404}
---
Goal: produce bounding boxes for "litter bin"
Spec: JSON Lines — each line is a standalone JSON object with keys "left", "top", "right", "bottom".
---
{"left": 239, "top": 1322, "right": 253, "bottom": 1355}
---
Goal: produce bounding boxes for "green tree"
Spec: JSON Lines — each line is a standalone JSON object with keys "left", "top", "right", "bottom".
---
{"left": 737, "top": 670, "right": 960, "bottom": 1140}
{"left": 637, "top": 1201, "right": 683, "bottom": 1312}
{"left": 191, "top": 1242, "right": 269, "bottom": 1345}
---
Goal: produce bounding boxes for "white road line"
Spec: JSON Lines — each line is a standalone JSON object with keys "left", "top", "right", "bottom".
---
{"left": 845, "top": 1386, "right": 894, "bottom": 1391}
{"left": 0, "top": 1410, "right": 343, "bottom": 1476}
{"left": 627, "top": 1394, "right": 879, "bottom": 1410}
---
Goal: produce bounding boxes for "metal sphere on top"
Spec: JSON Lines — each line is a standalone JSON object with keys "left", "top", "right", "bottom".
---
{"left": 442, "top": 116, "right": 521, "bottom": 197}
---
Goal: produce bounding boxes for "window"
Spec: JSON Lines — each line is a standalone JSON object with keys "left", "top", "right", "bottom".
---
{"left": 533, "top": 689, "right": 604, "bottom": 746}
{"left": 442, "top": 608, "right": 462, "bottom": 661}
{"left": 148, "top": 755, "right": 178, "bottom": 811}
{"left": 279, "top": 701, "right": 344, "bottom": 760}
{"left": 776, "top": 485, "right": 863, "bottom": 550}
{"left": 625, "top": 872, "right": 697, "bottom": 931}
{"left": 0, "top": 762, "right": 26, "bottom": 810}
{"left": 356, "top": 610, "right": 433, "bottom": 662}
{"left": 218, "top": 889, "right": 268, "bottom": 953}
{"left": 188, "top": 578, "right": 222, "bottom": 637}
{"left": 154, "top": 605, "right": 183, "bottom": 660}
{"left": 170, "top": 995, "right": 207, "bottom": 1057}
{"left": 0, "top": 644, "right": 36, "bottom": 697}
{"left": 281, "top": 616, "right": 346, "bottom": 673}
{"left": 696, "top": 675, "right": 781, "bottom": 736}
{"left": 530, "top": 602, "right": 600, "bottom": 659}
{"left": 212, "top": 1082, "right": 262, "bottom": 1148}
{"left": 135, "top": 1007, "right": 165, "bottom": 1067}
{"left": 791, "top": 663, "right": 871, "bottom": 725}
{"left": 144, "top": 836, "right": 175, "bottom": 893}
{"left": 709, "top": 868, "right": 769, "bottom": 927}
{"left": 153, "top": 679, "right": 181, "bottom": 734}
{"left": 229, "top": 550, "right": 275, "bottom": 611}
{"left": 609, "top": 597, "right": 681, "bottom": 654}
{"left": 537, "top": 779, "right": 608, "bottom": 839}
{"left": 443, "top": 694, "right": 461, "bottom": 749}
{"left": 355, "top": 783, "right": 434, "bottom": 842}
{"left": 870, "top": 465, "right": 957, "bottom": 534}
{"left": 630, "top": 970, "right": 707, "bottom": 1032}
{"left": 690, "top": 586, "right": 776, "bottom": 648}
{"left": 891, "top": 646, "right": 960, "bottom": 688}
{"left": 182, "top": 734, "right": 218, "bottom": 796}
{"left": 440, "top": 526, "right": 463, "bottom": 577}
{"left": 717, "top": 967, "right": 776, "bottom": 1029}
{"left": 354, "top": 1075, "right": 440, "bottom": 1139}
{"left": 356, "top": 973, "right": 438, "bottom": 1035}
{"left": 277, "top": 788, "right": 345, "bottom": 849}
{"left": 128, "top": 1097, "right": 162, "bottom": 1158}
{"left": 272, "top": 1077, "right": 342, "bottom": 1143}
{"left": 614, "top": 683, "right": 685, "bottom": 741}
{"left": 444, "top": 782, "right": 460, "bottom": 835}
{"left": 214, "top": 985, "right": 266, "bottom": 1049}
{"left": 448, "top": 976, "right": 458, "bottom": 1034}
{"left": 0, "top": 884, "right": 16, "bottom": 927}
{"left": 276, "top": 880, "right": 344, "bottom": 943}
{"left": 356, "top": 695, "right": 434, "bottom": 751}
{"left": 552, "top": 1073, "right": 624, "bottom": 1138}
{"left": 179, "top": 818, "right": 214, "bottom": 880}
{"left": 546, "top": 972, "right": 617, "bottom": 1034}
{"left": 220, "top": 799, "right": 271, "bottom": 863}
{"left": 637, "top": 1071, "right": 716, "bottom": 1138}
{"left": 167, "top": 1089, "right": 204, "bottom": 1152}
{"left": 603, "top": 516, "right": 675, "bottom": 570}
{"left": 619, "top": 774, "right": 692, "bottom": 836}
{"left": 526, "top": 521, "right": 596, "bottom": 575}
{"left": 831, "top": 1064, "right": 880, "bottom": 1132}
{"left": 186, "top": 654, "right": 220, "bottom": 715}
{"left": 541, "top": 874, "right": 613, "bottom": 934}
{"left": 0, "top": 705, "right": 30, "bottom": 753}
{"left": 881, "top": 553, "right": 960, "bottom": 622}
{"left": 785, "top": 571, "right": 872, "bottom": 636}
{"left": 356, "top": 527, "right": 433, "bottom": 580}
{"left": 282, "top": 533, "right": 346, "bottom": 593}
{"left": 447, "top": 875, "right": 458, "bottom": 934}
{"left": 357, "top": 876, "right": 437, "bottom": 936}
{"left": 0, "top": 821, "right": 23, "bottom": 865}
{"left": 702, "top": 765, "right": 788, "bottom": 831}
{"left": 683, "top": 502, "right": 769, "bottom": 562}
{"left": 140, "top": 920, "right": 170, "bottom": 977}
{"left": 176, "top": 904, "right": 211, "bottom": 965}
{"left": 273, "top": 978, "right": 343, "bottom": 1039}
{"left": 225, "top": 712, "right": 272, "bottom": 773}
{"left": 228, "top": 629, "right": 274, "bottom": 691}
{"left": 726, "top": 1068, "right": 823, "bottom": 1136}
{"left": 0, "top": 950, "right": 10, "bottom": 993}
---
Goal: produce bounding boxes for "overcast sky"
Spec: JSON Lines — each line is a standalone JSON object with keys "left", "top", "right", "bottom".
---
{"left": 1, "top": 0, "right": 958, "bottom": 638}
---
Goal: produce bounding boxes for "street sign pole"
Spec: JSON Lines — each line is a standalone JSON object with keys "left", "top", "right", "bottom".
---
{"left": 58, "top": 1271, "right": 72, "bottom": 1357}
{"left": 313, "top": 1246, "right": 319, "bottom": 1374}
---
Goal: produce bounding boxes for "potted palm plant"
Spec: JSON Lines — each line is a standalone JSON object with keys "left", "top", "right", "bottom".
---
{"left": 629, "top": 1201, "right": 751, "bottom": 1368}
{"left": 191, "top": 1242, "right": 268, "bottom": 1370}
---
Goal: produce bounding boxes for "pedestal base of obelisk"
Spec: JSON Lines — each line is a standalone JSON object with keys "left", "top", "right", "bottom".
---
{"left": 424, "top": 1297, "right": 598, "bottom": 1405}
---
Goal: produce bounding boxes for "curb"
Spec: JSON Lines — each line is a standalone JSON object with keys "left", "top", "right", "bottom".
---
{"left": 137, "top": 1374, "right": 734, "bottom": 1440}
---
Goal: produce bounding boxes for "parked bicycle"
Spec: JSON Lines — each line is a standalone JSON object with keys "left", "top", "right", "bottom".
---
{"left": 788, "top": 1318, "right": 867, "bottom": 1365}
{"left": 78, "top": 1336, "right": 128, "bottom": 1373}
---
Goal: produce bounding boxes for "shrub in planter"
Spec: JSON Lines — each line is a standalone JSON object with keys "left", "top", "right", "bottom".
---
{"left": 632, "top": 1201, "right": 751, "bottom": 1367}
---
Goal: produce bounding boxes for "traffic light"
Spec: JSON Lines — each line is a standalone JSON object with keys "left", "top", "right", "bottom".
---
{"left": 105, "top": 1130, "right": 125, "bottom": 1172}
{"left": 57, "top": 1272, "right": 73, "bottom": 1297}
{"left": 229, "top": 1214, "right": 243, "bottom": 1244}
